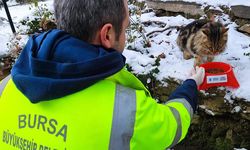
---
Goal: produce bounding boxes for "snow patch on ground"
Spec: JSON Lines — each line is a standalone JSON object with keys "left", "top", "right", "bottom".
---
{"left": 0, "top": 0, "right": 54, "bottom": 55}
{"left": 161, "top": 0, "right": 250, "bottom": 7}
{"left": 124, "top": 12, "right": 250, "bottom": 102}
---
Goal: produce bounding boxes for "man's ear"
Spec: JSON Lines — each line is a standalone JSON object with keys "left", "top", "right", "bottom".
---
{"left": 99, "top": 23, "right": 115, "bottom": 49}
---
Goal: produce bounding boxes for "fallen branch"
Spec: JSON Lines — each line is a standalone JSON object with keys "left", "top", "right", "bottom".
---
{"left": 142, "top": 20, "right": 167, "bottom": 27}
{"left": 146, "top": 26, "right": 181, "bottom": 37}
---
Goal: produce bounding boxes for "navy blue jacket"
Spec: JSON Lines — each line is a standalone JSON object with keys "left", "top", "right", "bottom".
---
{"left": 11, "top": 29, "right": 125, "bottom": 103}
{"left": 11, "top": 29, "right": 198, "bottom": 111}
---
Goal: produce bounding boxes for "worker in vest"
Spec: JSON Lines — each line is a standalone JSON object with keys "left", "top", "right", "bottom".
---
{"left": 0, "top": 0, "right": 205, "bottom": 149}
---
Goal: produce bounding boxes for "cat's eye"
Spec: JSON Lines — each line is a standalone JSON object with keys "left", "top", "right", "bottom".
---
{"left": 181, "top": 31, "right": 188, "bottom": 36}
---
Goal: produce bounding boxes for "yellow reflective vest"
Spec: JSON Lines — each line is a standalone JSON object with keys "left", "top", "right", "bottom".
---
{"left": 0, "top": 68, "right": 193, "bottom": 150}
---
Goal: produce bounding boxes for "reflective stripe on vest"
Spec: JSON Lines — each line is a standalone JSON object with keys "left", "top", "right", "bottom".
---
{"left": 165, "top": 98, "right": 194, "bottom": 148}
{"left": 166, "top": 106, "right": 182, "bottom": 149}
{"left": 166, "top": 99, "right": 194, "bottom": 119}
{"left": 0, "top": 75, "right": 11, "bottom": 96}
{"left": 109, "top": 84, "right": 136, "bottom": 150}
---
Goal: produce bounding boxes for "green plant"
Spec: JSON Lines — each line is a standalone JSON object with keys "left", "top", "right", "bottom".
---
{"left": 15, "top": 0, "right": 43, "bottom": 4}
{"left": 126, "top": 0, "right": 150, "bottom": 49}
{"left": 19, "top": 3, "right": 55, "bottom": 34}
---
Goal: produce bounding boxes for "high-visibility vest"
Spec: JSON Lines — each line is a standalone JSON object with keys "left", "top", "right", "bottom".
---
{"left": 0, "top": 68, "right": 193, "bottom": 150}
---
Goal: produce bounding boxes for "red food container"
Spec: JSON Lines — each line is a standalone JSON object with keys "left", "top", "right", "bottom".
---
{"left": 199, "top": 62, "right": 240, "bottom": 90}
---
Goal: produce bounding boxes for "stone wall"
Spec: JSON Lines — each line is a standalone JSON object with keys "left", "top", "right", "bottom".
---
{"left": 146, "top": 0, "right": 204, "bottom": 17}
{"left": 146, "top": 0, "right": 250, "bottom": 35}
{"left": 136, "top": 72, "right": 250, "bottom": 149}
{"left": 143, "top": 1, "right": 250, "bottom": 147}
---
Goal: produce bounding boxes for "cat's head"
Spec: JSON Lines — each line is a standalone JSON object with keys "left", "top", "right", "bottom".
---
{"left": 199, "top": 22, "right": 228, "bottom": 55}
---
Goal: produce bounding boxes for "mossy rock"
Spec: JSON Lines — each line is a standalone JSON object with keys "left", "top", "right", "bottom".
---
{"left": 215, "top": 137, "right": 233, "bottom": 150}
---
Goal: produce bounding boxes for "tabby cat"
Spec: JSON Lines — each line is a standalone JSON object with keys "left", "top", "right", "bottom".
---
{"left": 176, "top": 19, "right": 228, "bottom": 66}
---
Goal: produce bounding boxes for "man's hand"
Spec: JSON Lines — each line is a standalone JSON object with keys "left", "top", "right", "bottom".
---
{"left": 189, "top": 66, "right": 205, "bottom": 86}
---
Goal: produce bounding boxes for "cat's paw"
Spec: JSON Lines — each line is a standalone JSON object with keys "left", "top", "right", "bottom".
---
{"left": 194, "top": 56, "right": 203, "bottom": 66}
{"left": 207, "top": 56, "right": 214, "bottom": 62}
{"left": 183, "top": 50, "right": 193, "bottom": 60}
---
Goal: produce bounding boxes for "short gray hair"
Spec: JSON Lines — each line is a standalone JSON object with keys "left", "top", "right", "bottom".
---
{"left": 54, "top": 0, "right": 126, "bottom": 42}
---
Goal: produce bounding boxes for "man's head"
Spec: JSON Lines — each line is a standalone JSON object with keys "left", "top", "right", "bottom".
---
{"left": 54, "top": 0, "right": 129, "bottom": 52}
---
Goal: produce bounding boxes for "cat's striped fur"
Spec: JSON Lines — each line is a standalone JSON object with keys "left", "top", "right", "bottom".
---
{"left": 176, "top": 19, "right": 228, "bottom": 66}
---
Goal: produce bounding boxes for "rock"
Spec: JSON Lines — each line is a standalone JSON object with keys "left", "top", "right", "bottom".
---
{"left": 191, "top": 114, "right": 200, "bottom": 124}
{"left": 231, "top": 5, "right": 250, "bottom": 19}
{"left": 239, "top": 24, "right": 250, "bottom": 34}
{"left": 235, "top": 18, "right": 250, "bottom": 27}
{"left": 146, "top": 0, "right": 204, "bottom": 16}
{"left": 225, "top": 129, "right": 233, "bottom": 142}
{"left": 212, "top": 124, "right": 229, "bottom": 138}
{"left": 241, "top": 113, "right": 250, "bottom": 121}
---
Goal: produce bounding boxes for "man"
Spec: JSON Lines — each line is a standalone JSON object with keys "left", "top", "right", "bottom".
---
{"left": 0, "top": 0, "right": 205, "bottom": 149}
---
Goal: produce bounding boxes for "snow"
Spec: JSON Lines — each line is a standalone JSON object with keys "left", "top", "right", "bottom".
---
{"left": 0, "top": 23, "right": 11, "bottom": 55}
{"left": 124, "top": 12, "right": 250, "bottom": 102}
{"left": 231, "top": 106, "right": 241, "bottom": 113}
{"left": 199, "top": 105, "right": 215, "bottom": 116}
{"left": 161, "top": 0, "right": 250, "bottom": 7}
{"left": 0, "top": 0, "right": 54, "bottom": 55}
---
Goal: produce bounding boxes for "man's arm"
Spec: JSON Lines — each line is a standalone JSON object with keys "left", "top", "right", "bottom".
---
{"left": 130, "top": 67, "right": 204, "bottom": 149}
{"left": 168, "top": 66, "right": 205, "bottom": 112}
{"left": 168, "top": 79, "right": 198, "bottom": 112}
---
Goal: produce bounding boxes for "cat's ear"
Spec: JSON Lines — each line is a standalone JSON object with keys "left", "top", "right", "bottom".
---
{"left": 222, "top": 27, "right": 229, "bottom": 34}
{"left": 202, "top": 28, "right": 210, "bottom": 36}
{"left": 209, "top": 15, "right": 215, "bottom": 22}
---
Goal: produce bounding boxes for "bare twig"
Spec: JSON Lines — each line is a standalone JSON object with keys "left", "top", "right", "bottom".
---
{"left": 129, "top": 17, "right": 148, "bottom": 42}
{"left": 142, "top": 20, "right": 166, "bottom": 26}
{"left": 146, "top": 26, "right": 181, "bottom": 37}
